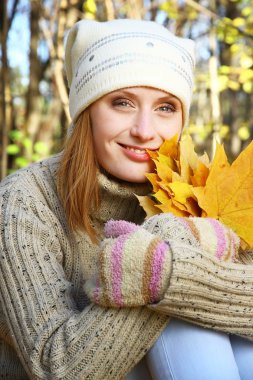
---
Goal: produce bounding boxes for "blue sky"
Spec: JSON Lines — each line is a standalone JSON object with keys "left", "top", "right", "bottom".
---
{"left": 7, "top": 0, "right": 30, "bottom": 79}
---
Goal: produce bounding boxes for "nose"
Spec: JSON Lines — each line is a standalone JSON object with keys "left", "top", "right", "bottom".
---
{"left": 130, "top": 110, "right": 156, "bottom": 141}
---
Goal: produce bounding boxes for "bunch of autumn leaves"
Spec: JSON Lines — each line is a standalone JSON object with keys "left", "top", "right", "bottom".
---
{"left": 138, "top": 135, "right": 253, "bottom": 250}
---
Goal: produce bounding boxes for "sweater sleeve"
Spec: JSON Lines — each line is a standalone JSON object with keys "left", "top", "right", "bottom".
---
{"left": 85, "top": 215, "right": 253, "bottom": 341}
{"left": 148, "top": 239, "right": 253, "bottom": 340}
{"left": 143, "top": 214, "right": 253, "bottom": 340}
{"left": 0, "top": 178, "right": 168, "bottom": 380}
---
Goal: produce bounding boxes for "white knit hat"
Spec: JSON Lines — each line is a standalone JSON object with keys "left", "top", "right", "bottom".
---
{"left": 65, "top": 19, "right": 195, "bottom": 127}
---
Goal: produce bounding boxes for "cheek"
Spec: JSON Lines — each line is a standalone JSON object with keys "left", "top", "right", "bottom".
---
{"left": 92, "top": 126, "right": 115, "bottom": 166}
{"left": 92, "top": 131, "right": 105, "bottom": 158}
{"left": 160, "top": 121, "right": 183, "bottom": 140}
{"left": 91, "top": 125, "right": 103, "bottom": 160}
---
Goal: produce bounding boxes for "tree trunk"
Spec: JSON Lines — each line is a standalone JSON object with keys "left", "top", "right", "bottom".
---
{"left": 209, "top": 25, "right": 222, "bottom": 158}
{"left": 126, "top": 0, "right": 144, "bottom": 19}
{"left": 104, "top": 0, "right": 115, "bottom": 20}
{"left": 24, "top": 0, "right": 42, "bottom": 157}
{"left": 0, "top": 0, "right": 12, "bottom": 179}
{"left": 218, "top": 0, "right": 241, "bottom": 158}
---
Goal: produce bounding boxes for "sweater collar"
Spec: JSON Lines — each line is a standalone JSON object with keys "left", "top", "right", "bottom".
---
{"left": 94, "top": 169, "right": 150, "bottom": 224}
{"left": 47, "top": 154, "right": 150, "bottom": 225}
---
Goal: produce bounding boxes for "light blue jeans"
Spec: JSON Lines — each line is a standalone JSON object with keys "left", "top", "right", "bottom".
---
{"left": 126, "top": 319, "right": 253, "bottom": 380}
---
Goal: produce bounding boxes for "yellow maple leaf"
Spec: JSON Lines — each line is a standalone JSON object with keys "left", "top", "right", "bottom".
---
{"left": 154, "top": 189, "right": 172, "bottom": 204}
{"left": 140, "top": 133, "right": 253, "bottom": 249}
{"left": 155, "top": 161, "right": 173, "bottom": 183}
{"left": 168, "top": 182, "right": 194, "bottom": 204}
{"left": 145, "top": 173, "right": 160, "bottom": 193}
{"left": 180, "top": 135, "right": 210, "bottom": 170}
{"left": 183, "top": 197, "right": 202, "bottom": 216}
{"left": 178, "top": 135, "right": 210, "bottom": 183}
{"left": 136, "top": 195, "right": 160, "bottom": 218}
{"left": 143, "top": 134, "right": 208, "bottom": 219}
{"left": 190, "top": 161, "right": 210, "bottom": 187}
{"left": 156, "top": 201, "right": 189, "bottom": 217}
{"left": 193, "top": 144, "right": 230, "bottom": 218}
{"left": 158, "top": 134, "right": 179, "bottom": 159}
{"left": 193, "top": 141, "right": 253, "bottom": 248}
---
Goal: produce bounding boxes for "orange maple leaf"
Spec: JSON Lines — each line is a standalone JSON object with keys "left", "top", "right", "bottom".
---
{"left": 139, "top": 134, "right": 253, "bottom": 249}
{"left": 139, "top": 134, "right": 208, "bottom": 219}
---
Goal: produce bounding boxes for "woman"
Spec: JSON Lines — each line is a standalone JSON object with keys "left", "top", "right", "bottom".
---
{"left": 0, "top": 18, "right": 253, "bottom": 380}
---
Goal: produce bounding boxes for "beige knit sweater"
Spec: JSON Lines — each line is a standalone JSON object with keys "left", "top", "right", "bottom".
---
{"left": 0, "top": 154, "right": 253, "bottom": 379}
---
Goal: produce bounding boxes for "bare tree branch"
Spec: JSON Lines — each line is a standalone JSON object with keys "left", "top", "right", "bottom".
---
{"left": 40, "top": 15, "right": 71, "bottom": 124}
{"left": 183, "top": 0, "right": 218, "bottom": 19}
{"left": 145, "top": 0, "right": 253, "bottom": 39}
{"left": 9, "top": 0, "right": 20, "bottom": 29}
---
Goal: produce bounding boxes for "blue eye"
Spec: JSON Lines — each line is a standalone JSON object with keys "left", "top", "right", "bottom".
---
{"left": 158, "top": 104, "right": 176, "bottom": 113}
{"left": 116, "top": 101, "right": 129, "bottom": 106}
{"left": 112, "top": 98, "right": 133, "bottom": 108}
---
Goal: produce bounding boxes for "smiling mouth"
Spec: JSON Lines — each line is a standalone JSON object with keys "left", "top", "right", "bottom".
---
{"left": 119, "top": 144, "right": 156, "bottom": 154}
{"left": 126, "top": 146, "right": 147, "bottom": 154}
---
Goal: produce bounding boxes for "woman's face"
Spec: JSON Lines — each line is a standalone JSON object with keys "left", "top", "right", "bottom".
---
{"left": 89, "top": 87, "right": 183, "bottom": 183}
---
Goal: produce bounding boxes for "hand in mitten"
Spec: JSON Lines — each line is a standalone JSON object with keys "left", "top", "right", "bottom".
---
{"left": 143, "top": 213, "right": 240, "bottom": 262}
{"left": 84, "top": 220, "right": 172, "bottom": 307}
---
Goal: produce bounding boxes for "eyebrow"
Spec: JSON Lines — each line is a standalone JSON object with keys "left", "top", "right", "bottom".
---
{"left": 110, "top": 89, "right": 180, "bottom": 102}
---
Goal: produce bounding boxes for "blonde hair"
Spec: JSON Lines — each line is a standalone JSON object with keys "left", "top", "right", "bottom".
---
{"left": 56, "top": 110, "right": 100, "bottom": 242}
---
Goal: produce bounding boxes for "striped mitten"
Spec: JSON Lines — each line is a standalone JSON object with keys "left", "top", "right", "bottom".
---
{"left": 143, "top": 213, "right": 240, "bottom": 262}
{"left": 84, "top": 221, "right": 172, "bottom": 307}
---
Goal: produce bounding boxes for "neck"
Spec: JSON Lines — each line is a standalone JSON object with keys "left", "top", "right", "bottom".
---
{"left": 93, "top": 169, "right": 150, "bottom": 224}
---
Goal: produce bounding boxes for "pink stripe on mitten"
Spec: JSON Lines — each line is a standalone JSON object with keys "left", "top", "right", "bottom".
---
{"left": 105, "top": 220, "right": 139, "bottom": 238}
{"left": 208, "top": 219, "right": 227, "bottom": 259}
{"left": 110, "top": 234, "right": 129, "bottom": 306}
{"left": 93, "top": 277, "right": 101, "bottom": 304}
{"left": 149, "top": 241, "right": 169, "bottom": 302}
{"left": 85, "top": 223, "right": 173, "bottom": 307}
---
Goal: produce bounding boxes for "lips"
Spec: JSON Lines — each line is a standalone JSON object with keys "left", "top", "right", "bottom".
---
{"left": 119, "top": 143, "right": 156, "bottom": 162}
{"left": 125, "top": 146, "right": 147, "bottom": 154}
{"left": 119, "top": 143, "right": 157, "bottom": 153}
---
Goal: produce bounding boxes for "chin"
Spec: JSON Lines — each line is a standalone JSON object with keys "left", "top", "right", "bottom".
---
{"left": 118, "top": 173, "right": 148, "bottom": 183}
{"left": 106, "top": 169, "right": 147, "bottom": 183}
{"left": 101, "top": 161, "right": 150, "bottom": 183}
{"left": 131, "top": 176, "right": 148, "bottom": 183}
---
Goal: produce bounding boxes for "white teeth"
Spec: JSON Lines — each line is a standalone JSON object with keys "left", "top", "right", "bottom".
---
{"left": 126, "top": 147, "right": 145, "bottom": 153}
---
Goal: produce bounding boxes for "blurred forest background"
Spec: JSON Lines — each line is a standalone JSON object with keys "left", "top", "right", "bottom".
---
{"left": 0, "top": 0, "right": 253, "bottom": 179}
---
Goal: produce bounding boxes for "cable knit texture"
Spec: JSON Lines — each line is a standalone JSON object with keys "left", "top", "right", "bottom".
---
{"left": 143, "top": 214, "right": 253, "bottom": 339}
{"left": 142, "top": 213, "right": 241, "bottom": 262}
{"left": 1, "top": 155, "right": 253, "bottom": 380}
{"left": 0, "top": 155, "right": 168, "bottom": 380}
{"left": 85, "top": 214, "right": 241, "bottom": 308}
{"left": 85, "top": 213, "right": 253, "bottom": 340}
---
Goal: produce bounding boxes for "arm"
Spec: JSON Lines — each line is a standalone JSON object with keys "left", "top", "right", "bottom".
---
{"left": 149, "top": 238, "right": 253, "bottom": 339}
{"left": 86, "top": 214, "right": 253, "bottom": 340}
{"left": 143, "top": 214, "right": 253, "bottom": 338}
{"left": 0, "top": 179, "right": 168, "bottom": 380}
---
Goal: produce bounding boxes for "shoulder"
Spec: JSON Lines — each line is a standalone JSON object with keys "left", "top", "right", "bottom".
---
{"left": 0, "top": 155, "right": 71, "bottom": 269}
{"left": 0, "top": 154, "right": 66, "bottom": 225}
{"left": 0, "top": 154, "right": 61, "bottom": 198}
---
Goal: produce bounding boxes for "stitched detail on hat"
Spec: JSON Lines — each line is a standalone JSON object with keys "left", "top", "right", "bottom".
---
{"left": 75, "top": 31, "right": 194, "bottom": 77}
{"left": 75, "top": 52, "right": 193, "bottom": 95}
